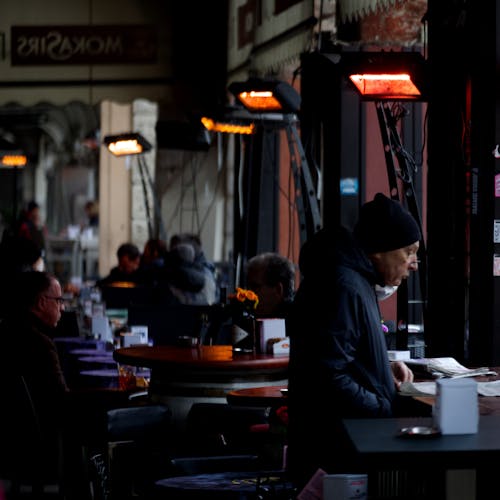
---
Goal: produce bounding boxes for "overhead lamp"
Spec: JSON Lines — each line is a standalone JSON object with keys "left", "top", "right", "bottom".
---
{"left": 103, "top": 132, "right": 152, "bottom": 156}
{"left": 200, "top": 106, "right": 258, "bottom": 135}
{"left": 201, "top": 116, "right": 255, "bottom": 135}
{"left": 344, "top": 51, "right": 427, "bottom": 101}
{"left": 1, "top": 154, "right": 27, "bottom": 167}
{"left": 0, "top": 136, "right": 28, "bottom": 168}
{"left": 228, "top": 78, "right": 301, "bottom": 114}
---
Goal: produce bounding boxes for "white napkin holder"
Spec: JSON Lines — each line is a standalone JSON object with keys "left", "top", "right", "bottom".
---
{"left": 257, "top": 318, "right": 286, "bottom": 353}
{"left": 130, "top": 325, "right": 149, "bottom": 345}
{"left": 433, "top": 378, "right": 478, "bottom": 434}
{"left": 92, "top": 315, "right": 112, "bottom": 342}
{"left": 120, "top": 332, "right": 142, "bottom": 347}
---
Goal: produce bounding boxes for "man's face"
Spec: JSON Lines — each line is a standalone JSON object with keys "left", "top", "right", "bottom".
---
{"left": 34, "top": 278, "right": 65, "bottom": 327}
{"left": 120, "top": 255, "right": 140, "bottom": 274}
{"left": 370, "top": 241, "right": 419, "bottom": 287}
{"left": 247, "top": 267, "right": 283, "bottom": 317}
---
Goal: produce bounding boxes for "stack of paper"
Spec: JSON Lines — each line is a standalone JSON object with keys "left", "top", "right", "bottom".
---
{"left": 405, "top": 357, "right": 497, "bottom": 379}
{"left": 400, "top": 380, "right": 500, "bottom": 397}
{"left": 399, "top": 381, "right": 436, "bottom": 396}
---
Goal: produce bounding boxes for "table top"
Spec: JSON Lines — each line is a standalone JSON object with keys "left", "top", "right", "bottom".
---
{"left": 226, "top": 385, "right": 288, "bottom": 407}
{"left": 343, "top": 415, "right": 500, "bottom": 467}
{"left": 113, "top": 345, "right": 289, "bottom": 372}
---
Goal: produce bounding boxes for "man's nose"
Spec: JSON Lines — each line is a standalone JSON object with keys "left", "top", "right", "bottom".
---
{"left": 409, "top": 259, "right": 420, "bottom": 271}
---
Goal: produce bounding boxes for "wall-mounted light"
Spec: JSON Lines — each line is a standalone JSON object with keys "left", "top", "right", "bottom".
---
{"left": 345, "top": 51, "right": 427, "bottom": 101}
{"left": 103, "top": 132, "right": 152, "bottom": 156}
{"left": 228, "top": 78, "right": 301, "bottom": 114}
{"left": 200, "top": 107, "right": 257, "bottom": 135}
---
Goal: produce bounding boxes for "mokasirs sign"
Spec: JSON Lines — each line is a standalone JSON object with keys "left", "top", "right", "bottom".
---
{"left": 11, "top": 25, "right": 158, "bottom": 65}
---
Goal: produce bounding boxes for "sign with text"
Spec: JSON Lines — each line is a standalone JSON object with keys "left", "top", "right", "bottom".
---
{"left": 11, "top": 25, "right": 158, "bottom": 65}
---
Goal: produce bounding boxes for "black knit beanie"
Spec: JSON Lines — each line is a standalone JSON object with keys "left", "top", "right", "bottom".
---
{"left": 354, "top": 193, "right": 421, "bottom": 253}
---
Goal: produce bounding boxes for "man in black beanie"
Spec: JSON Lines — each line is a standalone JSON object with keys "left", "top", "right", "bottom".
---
{"left": 287, "top": 192, "right": 426, "bottom": 489}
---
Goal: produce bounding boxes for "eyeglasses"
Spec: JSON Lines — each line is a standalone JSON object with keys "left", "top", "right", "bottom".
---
{"left": 43, "top": 295, "right": 65, "bottom": 304}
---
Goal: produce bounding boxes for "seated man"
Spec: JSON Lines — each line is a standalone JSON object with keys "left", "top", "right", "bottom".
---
{"left": 97, "top": 242, "right": 143, "bottom": 287}
{"left": 0, "top": 271, "right": 151, "bottom": 499}
{"left": 245, "top": 252, "right": 296, "bottom": 320}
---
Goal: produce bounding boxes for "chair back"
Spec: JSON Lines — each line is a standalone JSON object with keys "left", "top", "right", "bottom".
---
{"left": 0, "top": 374, "right": 48, "bottom": 494}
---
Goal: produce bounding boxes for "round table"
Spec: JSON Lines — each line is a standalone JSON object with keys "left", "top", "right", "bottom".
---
{"left": 113, "top": 345, "right": 289, "bottom": 428}
{"left": 155, "top": 470, "right": 293, "bottom": 499}
{"left": 226, "top": 385, "right": 288, "bottom": 408}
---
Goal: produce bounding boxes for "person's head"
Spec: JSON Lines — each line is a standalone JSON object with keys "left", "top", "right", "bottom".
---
{"left": 84, "top": 200, "right": 99, "bottom": 225}
{"left": 25, "top": 201, "right": 41, "bottom": 226}
{"left": 142, "top": 238, "right": 167, "bottom": 266}
{"left": 169, "top": 233, "right": 203, "bottom": 257}
{"left": 17, "top": 237, "right": 44, "bottom": 272}
{"left": 354, "top": 192, "right": 421, "bottom": 287}
{"left": 246, "top": 252, "right": 295, "bottom": 317}
{"left": 16, "top": 271, "right": 64, "bottom": 327}
{"left": 116, "top": 243, "right": 141, "bottom": 274}
{"left": 2, "top": 236, "right": 44, "bottom": 272}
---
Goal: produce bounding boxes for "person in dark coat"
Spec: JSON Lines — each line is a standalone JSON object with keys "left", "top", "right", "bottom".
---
{"left": 286, "top": 192, "right": 429, "bottom": 488}
{"left": 97, "top": 242, "right": 143, "bottom": 286}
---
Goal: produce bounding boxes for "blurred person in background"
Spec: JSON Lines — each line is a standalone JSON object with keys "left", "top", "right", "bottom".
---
{"left": 138, "top": 238, "right": 168, "bottom": 287}
{"left": 245, "top": 252, "right": 295, "bottom": 320}
{"left": 16, "top": 200, "right": 48, "bottom": 257}
{"left": 168, "top": 233, "right": 217, "bottom": 304}
{"left": 97, "top": 242, "right": 143, "bottom": 287}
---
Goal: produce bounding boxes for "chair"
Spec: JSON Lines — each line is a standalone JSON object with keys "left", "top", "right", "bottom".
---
{"left": 0, "top": 374, "right": 99, "bottom": 500}
{"left": 0, "top": 374, "right": 63, "bottom": 499}
{"left": 97, "top": 403, "right": 173, "bottom": 500}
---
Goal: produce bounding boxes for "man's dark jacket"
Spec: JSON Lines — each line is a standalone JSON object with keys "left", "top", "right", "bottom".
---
{"left": 287, "top": 226, "right": 396, "bottom": 484}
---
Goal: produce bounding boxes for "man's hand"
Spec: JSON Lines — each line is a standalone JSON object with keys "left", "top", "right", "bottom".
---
{"left": 391, "top": 361, "right": 414, "bottom": 390}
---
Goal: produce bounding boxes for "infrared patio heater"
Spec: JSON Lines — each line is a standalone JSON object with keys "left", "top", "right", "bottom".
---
{"left": 103, "top": 132, "right": 166, "bottom": 241}
{"left": 347, "top": 51, "right": 428, "bottom": 350}
{"left": 223, "top": 78, "right": 321, "bottom": 270}
{"left": 0, "top": 136, "right": 28, "bottom": 224}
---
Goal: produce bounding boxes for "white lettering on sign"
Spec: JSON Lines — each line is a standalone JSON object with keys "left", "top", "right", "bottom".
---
{"left": 16, "top": 31, "right": 123, "bottom": 61}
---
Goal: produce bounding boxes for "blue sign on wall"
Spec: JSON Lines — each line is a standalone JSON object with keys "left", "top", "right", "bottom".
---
{"left": 340, "top": 178, "right": 359, "bottom": 195}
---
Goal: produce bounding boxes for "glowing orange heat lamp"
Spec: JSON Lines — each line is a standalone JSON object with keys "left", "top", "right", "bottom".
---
{"left": 104, "top": 132, "right": 152, "bottom": 157}
{"left": 234, "top": 90, "right": 284, "bottom": 113}
{"left": 349, "top": 73, "right": 422, "bottom": 100}
{"left": 229, "top": 79, "right": 301, "bottom": 114}
{"left": 1, "top": 154, "right": 27, "bottom": 167}
{"left": 200, "top": 116, "right": 256, "bottom": 135}
{"left": 344, "top": 51, "right": 427, "bottom": 101}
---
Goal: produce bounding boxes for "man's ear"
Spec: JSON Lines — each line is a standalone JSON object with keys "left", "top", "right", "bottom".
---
{"left": 276, "top": 282, "right": 284, "bottom": 298}
{"left": 369, "top": 252, "right": 383, "bottom": 264}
